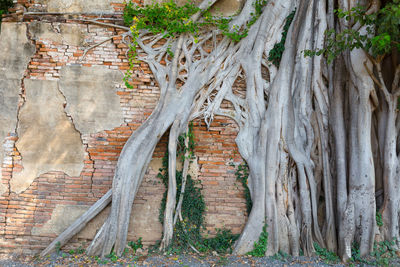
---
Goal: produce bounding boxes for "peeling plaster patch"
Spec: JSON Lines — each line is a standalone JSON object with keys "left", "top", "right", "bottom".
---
{"left": 44, "top": 0, "right": 125, "bottom": 13}
{"left": 0, "top": 23, "right": 35, "bottom": 182}
{"left": 59, "top": 65, "right": 124, "bottom": 134}
{"left": 77, "top": 206, "right": 108, "bottom": 239}
{"left": 0, "top": 23, "right": 36, "bottom": 78}
{"left": 129, "top": 98, "right": 145, "bottom": 109}
{"left": 0, "top": 80, "right": 20, "bottom": 181}
{"left": 148, "top": 158, "right": 163, "bottom": 173}
{"left": 11, "top": 79, "right": 85, "bottom": 193}
{"left": 32, "top": 205, "right": 89, "bottom": 235}
{"left": 77, "top": 202, "right": 162, "bottom": 242}
{"left": 147, "top": 157, "right": 198, "bottom": 178}
{"left": 188, "top": 156, "right": 199, "bottom": 178}
{"left": 128, "top": 198, "right": 163, "bottom": 242}
{"left": 29, "top": 22, "right": 86, "bottom": 46}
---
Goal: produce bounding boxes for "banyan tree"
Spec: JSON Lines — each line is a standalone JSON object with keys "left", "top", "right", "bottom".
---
{"left": 42, "top": 0, "right": 400, "bottom": 262}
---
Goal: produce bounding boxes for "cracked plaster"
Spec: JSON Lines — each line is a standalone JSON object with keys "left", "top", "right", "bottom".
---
{"left": 59, "top": 65, "right": 125, "bottom": 135}
{"left": 29, "top": 22, "right": 87, "bottom": 46}
{"left": 40, "top": 0, "right": 125, "bottom": 13}
{"left": 0, "top": 23, "right": 36, "bottom": 195}
{"left": 11, "top": 79, "right": 85, "bottom": 194}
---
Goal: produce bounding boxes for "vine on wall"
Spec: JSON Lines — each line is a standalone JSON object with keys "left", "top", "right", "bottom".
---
{"left": 157, "top": 123, "right": 239, "bottom": 254}
{"left": 233, "top": 162, "right": 252, "bottom": 215}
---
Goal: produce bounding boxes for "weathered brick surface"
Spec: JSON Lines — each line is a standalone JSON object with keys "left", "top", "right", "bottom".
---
{"left": 0, "top": 0, "right": 247, "bottom": 256}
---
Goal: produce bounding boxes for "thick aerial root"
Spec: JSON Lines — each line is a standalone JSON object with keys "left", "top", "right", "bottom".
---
{"left": 40, "top": 190, "right": 112, "bottom": 256}
{"left": 160, "top": 120, "right": 181, "bottom": 250}
{"left": 174, "top": 127, "right": 190, "bottom": 225}
{"left": 86, "top": 136, "right": 156, "bottom": 257}
{"left": 233, "top": 201, "right": 266, "bottom": 254}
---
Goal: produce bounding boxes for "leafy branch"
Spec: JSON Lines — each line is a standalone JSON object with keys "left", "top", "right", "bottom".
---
{"left": 122, "top": 0, "right": 268, "bottom": 87}
{"left": 304, "top": 1, "right": 400, "bottom": 63}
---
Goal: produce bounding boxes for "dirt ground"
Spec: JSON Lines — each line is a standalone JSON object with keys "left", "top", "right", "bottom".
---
{"left": 0, "top": 251, "right": 396, "bottom": 267}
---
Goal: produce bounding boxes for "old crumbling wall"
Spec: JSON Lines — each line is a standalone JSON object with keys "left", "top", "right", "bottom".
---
{"left": 0, "top": 0, "right": 247, "bottom": 256}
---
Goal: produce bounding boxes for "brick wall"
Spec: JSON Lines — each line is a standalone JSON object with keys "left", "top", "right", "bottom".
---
{"left": 0, "top": 0, "right": 247, "bottom": 256}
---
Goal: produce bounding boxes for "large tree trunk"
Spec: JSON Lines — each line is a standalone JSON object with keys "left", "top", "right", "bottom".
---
{"left": 335, "top": 1, "right": 379, "bottom": 259}
{"left": 86, "top": 90, "right": 190, "bottom": 256}
{"left": 378, "top": 62, "right": 400, "bottom": 243}
{"left": 381, "top": 100, "right": 400, "bottom": 241}
{"left": 234, "top": 0, "right": 329, "bottom": 256}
